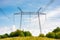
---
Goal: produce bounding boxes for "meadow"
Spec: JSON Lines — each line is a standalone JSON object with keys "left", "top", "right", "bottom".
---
{"left": 0, "top": 37, "right": 55, "bottom": 40}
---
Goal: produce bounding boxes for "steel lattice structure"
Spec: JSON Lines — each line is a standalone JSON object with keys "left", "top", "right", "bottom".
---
{"left": 0, "top": 0, "right": 54, "bottom": 34}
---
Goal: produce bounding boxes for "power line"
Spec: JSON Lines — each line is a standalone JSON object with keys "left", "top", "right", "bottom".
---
{"left": 40, "top": 0, "right": 54, "bottom": 12}
{"left": 0, "top": 8, "right": 10, "bottom": 19}
{"left": 36, "top": 0, "right": 54, "bottom": 34}
{"left": 13, "top": 0, "right": 54, "bottom": 34}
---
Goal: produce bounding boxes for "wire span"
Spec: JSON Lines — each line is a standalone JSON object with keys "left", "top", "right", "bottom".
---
{"left": 0, "top": 8, "right": 10, "bottom": 19}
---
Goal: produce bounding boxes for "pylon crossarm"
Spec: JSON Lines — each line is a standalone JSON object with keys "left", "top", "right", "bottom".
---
{"left": 14, "top": 12, "right": 46, "bottom": 15}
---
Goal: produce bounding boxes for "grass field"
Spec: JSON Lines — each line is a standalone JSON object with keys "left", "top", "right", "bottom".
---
{"left": 0, "top": 37, "right": 55, "bottom": 40}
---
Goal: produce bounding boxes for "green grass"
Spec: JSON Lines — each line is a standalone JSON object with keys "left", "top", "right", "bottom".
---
{"left": 0, "top": 37, "right": 55, "bottom": 40}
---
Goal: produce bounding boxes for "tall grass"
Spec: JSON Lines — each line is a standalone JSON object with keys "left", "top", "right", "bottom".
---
{"left": 0, "top": 37, "right": 55, "bottom": 40}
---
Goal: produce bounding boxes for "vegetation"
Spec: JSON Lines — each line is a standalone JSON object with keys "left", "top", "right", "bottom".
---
{"left": 46, "top": 27, "right": 60, "bottom": 39}
{"left": 46, "top": 32, "right": 55, "bottom": 38}
{"left": 0, "top": 27, "right": 60, "bottom": 39}
{"left": 39, "top": 34, "right": 45, "bottom": 37}
{"left": 55, "top": 32, "right": 60, "bottom": 39}
{"left": 10, "top": 30, "right": 25, "bottom": 37}
{"left": 24, "top": 31, "right": 32, "bottom": 37}
{"left": 0, "top": 37, "right": 55, "bottom": 40}
{"left": 0, "top": 29, "right": 32, "bottom": 39}
{"left": 53, "top": 27, "right": 60, "bottom": 33}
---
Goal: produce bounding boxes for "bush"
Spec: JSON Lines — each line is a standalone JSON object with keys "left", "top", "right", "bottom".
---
{"left": 0, "top": 35, "right": 1, "bottom": 38}
{"left": 0, "top": 29, "right": 32, "bottom": 38}
{"left": 1, "top": 33, "right": 9, "bottom": 38}
{"left": 10, "top": 30, "right": 32, "bottom": 37}
{"left": 53, "top": 27, "right": 60, "bottom": 33}
{"left": 10, "top": 32, "right": 15, "bottom": 37}
{"left": 10, "top": 30, "right": 25, "bottom": 37}
{"left": 46, "top": 27, "right": 60, "bottom": 39}
{"left": 24, "top": 31, "right": 32, "bottom": 37}
{"left": 55, "top": 32, "right": 60, "bottom": 39}
{"left": 39, "top": 34, "right": 45, "bottom": 37}
{"left": 14, "top": 30, "right": 24, "bottom": 37}
{"left": 46, "top": 32, "right": 55, "bottom": 38}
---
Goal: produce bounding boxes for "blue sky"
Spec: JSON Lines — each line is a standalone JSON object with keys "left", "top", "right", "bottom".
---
{"left": 0, "top": 0, "right": 60, "bottom": 36}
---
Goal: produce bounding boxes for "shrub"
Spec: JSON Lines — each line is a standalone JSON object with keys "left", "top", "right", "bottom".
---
{"left": 55, "top": 32, "right": 60, "bottom": 39}
{"left": 0, "top": 35, "right": 1, "bottom": 38}
{"left": 14, "top": 30, "right": 24, "bottom": 37}
{"left": 46, "top": 32, "right": 55, "bottom": 38}
{"left": 39, "top": 34, "right": 45, "bottom": 37}
{"left": 0, "top": 29, "right": 32, "bottom": 38}
{"left": 1, "top": 33, "right": 9, "bottom": 38}
{"left": 53, "top": 27, "right": 60, "bottom": 33}
{"left": 10, "top": 30, "right": 25, "bottom": 37}
{"left": 24, "top": 31, "right": 32, "bottom": 37}
{"left": 10, "top": 32, "right": 15, "bottom": 37}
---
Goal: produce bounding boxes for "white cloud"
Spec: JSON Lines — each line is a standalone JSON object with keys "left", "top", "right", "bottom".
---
{"left": 46, "top": 7, "right": 60, "bottom": 18}
{"left": 0, "top": 7, "right": 60, "bottom": 36}
{"left": 0, "top": 25, "right": 17, "bottom": 35}
{"left": 22, "top": 7, "right": 60, "bottom": 36}
{"left": 12, "top": 25, "right": 17, "bottom": 32}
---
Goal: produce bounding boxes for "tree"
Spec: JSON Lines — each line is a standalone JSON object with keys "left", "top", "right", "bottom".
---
{"left": 0, "top": 35, "right": 2, "bottom": 38}
{"left": 0, "top": 33, "right": 8, "bottom": 38}
{"left": 24, "top": 31, "right": 32, "bottom": 37}
{"left": 55, "top": 32, "right": 60, "bottom": 39}
{"left": 46, "top": 32, "right": 55, "bottom": 38}
{"left": 10, "top": 32, "right": 15, "bottom": 37}
{"left": 14, "top": 30, "right": 24, "bottom": 37}
{"left": 53, "top": 27, "right": 60, "bottom": 33}
{"left": 46, "top": 27, "right": 60, "bottom": 39}
{"left": 10, "top": 30, "right": 24, "bottom": 37}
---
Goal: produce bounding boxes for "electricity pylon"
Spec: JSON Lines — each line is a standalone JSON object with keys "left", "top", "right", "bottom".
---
{"left": 14, "top": 7, "right": 23, "bottom": 30}
{"left": 13, "top": 0, "right": 54, "bottom": 34}
{"left": 36, "top": 0, "right": 54, "bottom": 34}
{"left": 37, "top": 8, "right": 46, "bottom": 34}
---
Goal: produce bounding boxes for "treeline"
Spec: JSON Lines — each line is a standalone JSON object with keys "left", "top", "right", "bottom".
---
{"left": 0, "top": 27, "right": 60, "bottom": 39}
{"left": 0, "top": 30, "right": 32, "bottom": 39}
{"left": 39, "top": 27, "right": 60, "bottom": 39}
